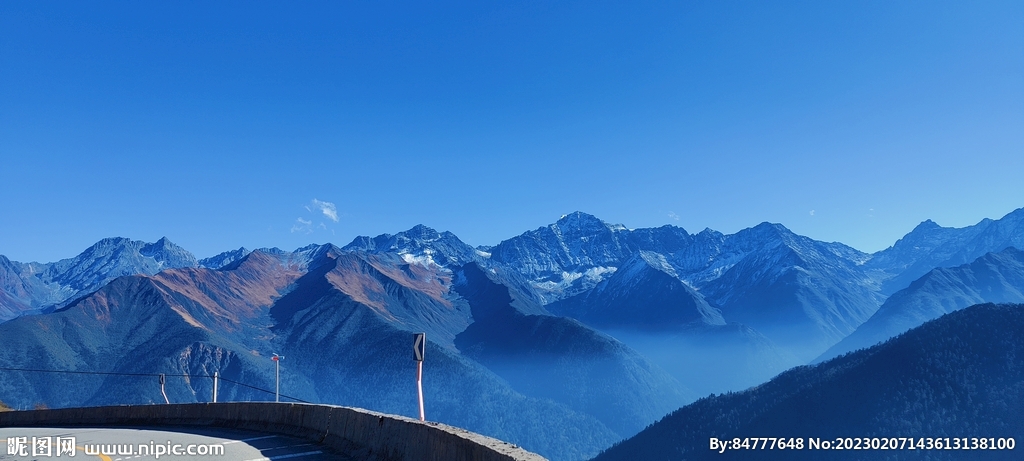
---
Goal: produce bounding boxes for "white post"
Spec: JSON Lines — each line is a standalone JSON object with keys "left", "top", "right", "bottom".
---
{"left": 413, "top": 333, "right": 426, "bottom": 421}
{"left": 213, "top": 372, "right": 218, "bottom": 403}
{"left": 159, "top": 374, "right": 169, "bottom": 404}
{"left": 417, "top": 361, "right": 425, "bottom": 421}
{"left": 272, "top": 354, "right": 283, "bottom": 403}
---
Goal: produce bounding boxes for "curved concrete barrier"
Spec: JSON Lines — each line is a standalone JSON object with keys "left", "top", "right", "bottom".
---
{"left": 0, "top": 403, "right": 546, "bottom": 461}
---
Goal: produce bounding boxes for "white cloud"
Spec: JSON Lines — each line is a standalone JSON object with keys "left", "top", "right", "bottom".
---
{"left": 311, "top": 199, "right": 339, "bottom": 222}
{"left": 291, "top": 218, "right": 313, "bottom": 234}
{"left": 291, "top": 199, "right": 340, "bottom": 235}
{"left": 809, "top": 210, "right": 816, "bottom": 216}
{"left": 668, "top": 211, "right": 680, "bottom": 221}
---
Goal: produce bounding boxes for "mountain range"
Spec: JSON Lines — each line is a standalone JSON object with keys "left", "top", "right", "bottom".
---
{"left": 2, "top": 207, "right": 1023, "bottom": 460}
{"left": 866, "top": 210, "right": 1024, "bottom": 294}
{"left": 0, "top": 242, "right": 681, "bottom": 461}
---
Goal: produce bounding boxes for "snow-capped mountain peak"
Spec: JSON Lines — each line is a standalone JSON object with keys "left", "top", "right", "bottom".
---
{"left": 343, "top": 224, "right": 479, "bottom": 267}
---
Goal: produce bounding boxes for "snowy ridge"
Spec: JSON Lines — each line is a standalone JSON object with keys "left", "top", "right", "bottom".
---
{"left": 636, "top": 251, "right": 678, "bottom": 279}
{"left": 867, "top": 207, "right": 1024, "bottom": 294}
{"left": 199, "top": 247, "right": 251, "bottom": 269}
{"left": 343, "top": 224, "right": 480, "bottom": 267}
{"left": 489, "top": 212, "right": 693, "bottom": 301}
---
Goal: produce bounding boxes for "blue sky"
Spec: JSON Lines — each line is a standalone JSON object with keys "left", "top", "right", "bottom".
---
{"left": 2, "top": 1, "right": 1022, "bottom": 262}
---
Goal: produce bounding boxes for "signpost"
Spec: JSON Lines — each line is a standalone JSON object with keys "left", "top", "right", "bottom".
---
{"left": 272, "top": 354, "right": 284, "bottom": 403}
{"left": 159, "top": 374, "right": 169, "bottom": 404}
{"left": 413, "top": 333, "right": 426, "bottom": 421}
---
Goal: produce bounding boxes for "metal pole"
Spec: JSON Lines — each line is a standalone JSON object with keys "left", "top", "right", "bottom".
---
{"left": 273, "top": 354, "right": 283, "bottom": 403}
{"left": 213, "top": 371, "right": 218, "bottom": 403}
{"left": 417, "top": 360, "right": 425, "bottom": 421}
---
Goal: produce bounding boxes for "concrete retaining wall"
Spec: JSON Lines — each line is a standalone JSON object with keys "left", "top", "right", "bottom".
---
{"left": 0, "top": 403, "right": 546, "bottom": 461}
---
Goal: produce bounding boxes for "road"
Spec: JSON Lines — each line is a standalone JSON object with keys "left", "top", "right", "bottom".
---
{"left": 0, "top": 427, "right": 353, "bottom": 461}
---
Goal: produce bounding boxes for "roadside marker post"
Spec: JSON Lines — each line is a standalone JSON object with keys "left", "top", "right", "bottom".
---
{"left": 159, "top": 373, "right": 169, "bottom": 404}
{"left": 413, "top": 333, "right": 426, "bottom": 421}
{"left": 272, "top": 354, "right": 284, "bottom": 403}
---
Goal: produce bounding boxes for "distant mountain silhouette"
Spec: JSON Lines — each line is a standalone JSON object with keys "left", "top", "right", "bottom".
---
{"left": 867, "top": 207, "right": 1024, "bottom": 294}
{"left": 0, "top": 237, "right": 198, "bottom": 321}
{"left": 693, "top": 222, "right": 881, "bottom": 361}
{"left": 819, "top": 246, "right": 1024, "bottom": 362}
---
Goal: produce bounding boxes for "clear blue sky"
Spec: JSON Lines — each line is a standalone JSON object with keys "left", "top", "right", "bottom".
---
{"left": 2, "top": 1, "right": 1022, "bottom": 262}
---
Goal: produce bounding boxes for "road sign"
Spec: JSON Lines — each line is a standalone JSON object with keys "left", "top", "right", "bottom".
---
{"left": 413, "top": 333, "right": 425, "bottom": 362}
{"left": 412, "top": 332, "right": 426, "bottom": 421}
{"left": 159, "top": 374, "right": 168, "bottom": 404}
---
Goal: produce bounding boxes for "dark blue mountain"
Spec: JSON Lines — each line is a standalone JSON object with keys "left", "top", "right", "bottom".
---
{"left": 695, "top": 223, "right": 881, "bottom": 361}
{"left": 547, "top": 250, "right": 798, "bottom": 395}
{"left": 819, "top": 246, "right": 1024, "bottom": 362}
{"left": 593, "top": 303, "right": 1024, "bottom": 461}
{"left": 453, "top": 262, "right": 692, "bottom": 439}
{"left": 548, "top": 250, "right": 724, "bottom": 331}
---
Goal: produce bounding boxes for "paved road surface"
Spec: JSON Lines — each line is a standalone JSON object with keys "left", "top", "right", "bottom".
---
{"left": 1, "top": 427, "right": 353, "bottom": 461}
